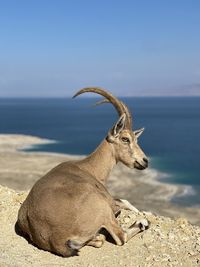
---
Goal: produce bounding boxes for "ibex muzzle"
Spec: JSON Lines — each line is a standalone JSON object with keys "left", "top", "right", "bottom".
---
{"left": 17, "top": 87, "right": 149, "bottom": 257}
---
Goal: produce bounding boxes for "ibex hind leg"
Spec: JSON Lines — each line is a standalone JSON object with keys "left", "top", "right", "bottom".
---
{"left": 50, "top": 231, "right": 106, "bottom": 256}
{"left": 49, "top": 233, "right": 82, "bottom": 257}
{"left": 87, "top": 233, "right": 106, "bottom": 248}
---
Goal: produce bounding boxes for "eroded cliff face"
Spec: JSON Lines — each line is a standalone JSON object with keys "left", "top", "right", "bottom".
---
{"left": 0, "top": 185, "right": 199, "bottom": 267}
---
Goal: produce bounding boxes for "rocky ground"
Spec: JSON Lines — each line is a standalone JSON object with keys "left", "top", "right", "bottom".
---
{"left": 0, "top": 185, "right": 199, "bottom": 267}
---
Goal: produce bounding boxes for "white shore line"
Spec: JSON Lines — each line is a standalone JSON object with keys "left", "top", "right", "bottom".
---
{"left": 0, "top": 133, "right": 196, "bottom": 203}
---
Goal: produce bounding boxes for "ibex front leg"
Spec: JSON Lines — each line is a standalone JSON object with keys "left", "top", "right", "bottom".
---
{"left": 114, "top": 198, "right": 140, "bottom": 216}
{"left": 105, "top": 215, "right": 149, "bottom": 246}
{"left": 124, "top": 219, "right": 150, "bottom": 242}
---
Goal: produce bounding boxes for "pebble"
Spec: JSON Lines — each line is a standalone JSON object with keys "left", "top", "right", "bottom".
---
{"left": 124, "top": 217, "right": 130, "bottom": 223}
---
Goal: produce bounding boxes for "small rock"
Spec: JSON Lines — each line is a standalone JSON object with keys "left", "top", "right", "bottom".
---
{"left": 124, "top": 217, "right": 130, "bottom": 223}
{"left": 176, "top": 218, "right": 188, "bottom": 226}
{"left": 188, "top": 250, "right": 196, "bottom": 256}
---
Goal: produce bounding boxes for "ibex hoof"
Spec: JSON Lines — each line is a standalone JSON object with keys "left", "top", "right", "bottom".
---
{"left": 137, "top": 219, "right": 150, "bottom": 231}
{"left": 130, "top": 218, "right": 150, "bottom": 231}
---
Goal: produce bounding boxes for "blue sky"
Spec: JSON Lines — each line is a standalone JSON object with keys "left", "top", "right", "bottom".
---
{"left": 0, "top": 0, "right": 200, "bottom": 97}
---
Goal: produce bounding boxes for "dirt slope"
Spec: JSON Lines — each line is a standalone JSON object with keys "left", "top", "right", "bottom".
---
{"left": 0, "top": 185, "right": 199, "bottom": 267}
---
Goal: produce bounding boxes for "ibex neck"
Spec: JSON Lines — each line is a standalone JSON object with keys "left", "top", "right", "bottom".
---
{"left": 79, "top": 139, "right": 116, "bottom": 184}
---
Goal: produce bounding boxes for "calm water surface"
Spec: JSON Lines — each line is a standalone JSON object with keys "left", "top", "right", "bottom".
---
{"left": 0, "top": 97, "right": 200, "bottom": 205}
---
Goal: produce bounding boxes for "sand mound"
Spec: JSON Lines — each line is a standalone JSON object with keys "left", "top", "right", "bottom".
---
{"left": 0, "top": 185, "right": 199, "bottom": 267}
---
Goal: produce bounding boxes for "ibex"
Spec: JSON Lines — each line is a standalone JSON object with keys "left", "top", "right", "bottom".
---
{"left": 17, "top": 87, "right": 149, "bottom": 257}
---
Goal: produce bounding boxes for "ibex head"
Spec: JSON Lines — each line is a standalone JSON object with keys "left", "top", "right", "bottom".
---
{"left": 73, "top": 87, "right": 148, "bottom": 170}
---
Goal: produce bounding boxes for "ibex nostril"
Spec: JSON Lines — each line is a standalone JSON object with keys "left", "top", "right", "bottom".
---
{"left": 143, "top": 157, "right": 148, "bottom": 166}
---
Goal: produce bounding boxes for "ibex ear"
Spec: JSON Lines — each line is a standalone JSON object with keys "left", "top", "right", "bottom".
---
{"left": 113, "top": 113, "right": 126, "bottom": 136}
{"left": 134, "top": 128, "right": 145, "bottom": 138}
{"left": 107, "top": 114, "right": 126, "bottom": 143}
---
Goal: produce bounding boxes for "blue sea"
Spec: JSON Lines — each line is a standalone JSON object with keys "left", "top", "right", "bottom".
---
{"left": 0, "top": 97, "right": 200, "bottom": 206}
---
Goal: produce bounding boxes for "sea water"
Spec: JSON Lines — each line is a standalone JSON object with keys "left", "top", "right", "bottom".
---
{"left": 0, "top": 97, "right": 200, "bottom": 206}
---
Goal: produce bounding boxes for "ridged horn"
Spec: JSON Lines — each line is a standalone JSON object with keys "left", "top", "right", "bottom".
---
{"left": 120, "top": 101, "right": 132, "bottom": 129}
{"left": 93, "top": 98, "right": 133, "bottom": 129}
{"left": 73, "top": 87, "right": 125, "bottom": 118}
{"left": 93, "top": 99, "right": 109, "bottom": 106}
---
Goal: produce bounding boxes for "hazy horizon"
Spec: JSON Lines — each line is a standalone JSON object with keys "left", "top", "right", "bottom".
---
{"left": 1, "top": 93, "right": 200, "bottom": 99}
{"left": 0, "top": 1, "right": 200, "bottom": 97}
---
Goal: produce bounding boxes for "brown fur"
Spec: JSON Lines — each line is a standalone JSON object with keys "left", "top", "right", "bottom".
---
{"left": 17, "top": 90, "right": 148, "bottom": 257}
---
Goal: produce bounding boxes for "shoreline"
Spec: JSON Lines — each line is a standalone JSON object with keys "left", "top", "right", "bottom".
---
{"left": 0, "top": 133, "right": 200, "bottom": 225}
{"left": 0, "top": 133, "right": 184, "bottom": 200}
{"left": 21, "top": 135, "right": 194, "bottom": 201}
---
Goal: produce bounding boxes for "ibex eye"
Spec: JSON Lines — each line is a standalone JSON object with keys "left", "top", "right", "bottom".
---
{"left": 121, "top": 137, "right": 130, "bottom": 143}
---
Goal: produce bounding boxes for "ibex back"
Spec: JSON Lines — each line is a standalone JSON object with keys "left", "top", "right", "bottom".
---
{"left": 17, "top": 87, "right": 149, "bottom": 257}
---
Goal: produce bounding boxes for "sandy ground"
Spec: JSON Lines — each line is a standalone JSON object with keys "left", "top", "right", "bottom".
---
{"left": 0, "top": 134, "right": 200, "bottom": 266}
{"left": 0, "top": 185, "right": 200, "bottom": 267}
